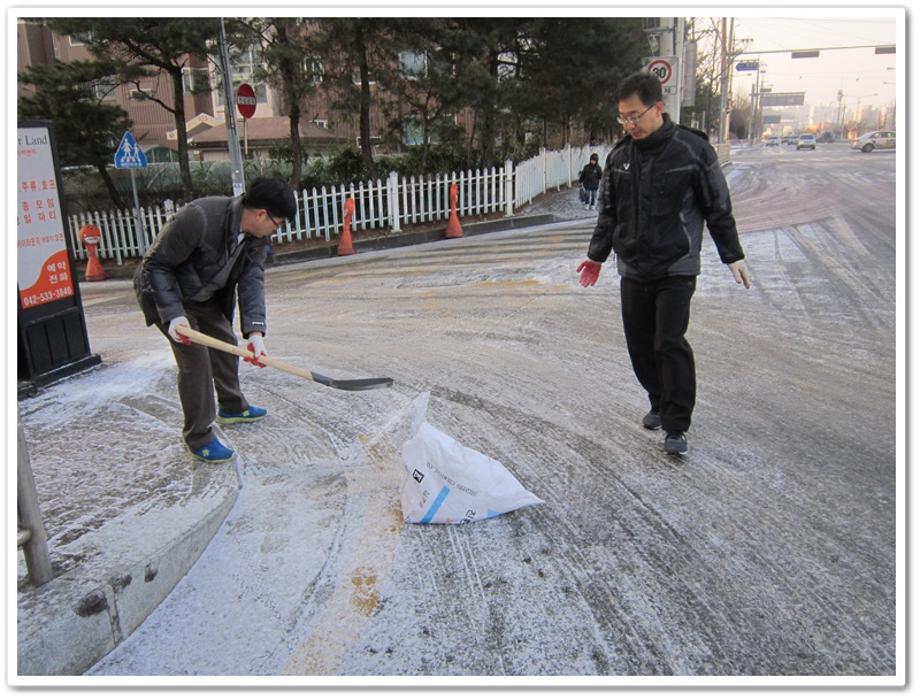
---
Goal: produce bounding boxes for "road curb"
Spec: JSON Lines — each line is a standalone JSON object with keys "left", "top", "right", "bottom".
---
{"left": 17, "top": 459, "right": 241, "bottom": 676}
{"left": 266, "top": 214, "right": 558, "bottom": 267}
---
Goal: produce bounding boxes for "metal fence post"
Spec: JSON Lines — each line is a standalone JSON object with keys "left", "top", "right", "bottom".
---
{"left": 18, "top": 420, "right": 53, "bottom": 587}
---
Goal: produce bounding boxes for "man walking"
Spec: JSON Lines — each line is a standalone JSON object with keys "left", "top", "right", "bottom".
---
{"left": 577, "top": 72, "right": 751, "bottom": 455}
{"left": 135, "top": 178, "right": 297, "bottom": 463}
{"left": 578, "top": 152, "right": 603, "bottom": 210}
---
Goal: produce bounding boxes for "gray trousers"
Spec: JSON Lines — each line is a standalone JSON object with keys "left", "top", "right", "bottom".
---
{"left": 155, "top": 298, "right": 249, "bottom": 450}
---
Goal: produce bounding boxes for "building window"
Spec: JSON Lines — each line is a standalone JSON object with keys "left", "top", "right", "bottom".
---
{"left": 402, "top": 118, "right": 442, "bottom": 146}
{"left": 91, "top": 76, "right": 119, "bottom": 102}
{"left": 497, "top": 51, "right": 517, "bottom": 82}
{"left": 429, "top": 50, "right": 456, "bottom": 79}
{"left": 303, "top": 57, "right": 324, "bottom": 85}
{"left": 182, "top": 67, "right": 211, "bottom": 94}
{"left": 213, "top": 43, "right": 269, "bottom": 108}
{"left": 69, "top": 31, "right": 93, "bottom": 46}
{"left": 230, "top": 45, "right": 259, "bottom": 84}
{"left": 399, "top": 51, "right": 428, "bottom": 79}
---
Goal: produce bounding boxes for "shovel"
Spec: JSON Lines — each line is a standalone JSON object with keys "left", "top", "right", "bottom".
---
{"left": 179, "top": 327, "right": 393, "bottom": 392}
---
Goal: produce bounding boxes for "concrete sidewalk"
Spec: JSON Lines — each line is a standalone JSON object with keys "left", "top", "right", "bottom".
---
{"left": 16, "top": 360, "right": 242, "bottom": 676}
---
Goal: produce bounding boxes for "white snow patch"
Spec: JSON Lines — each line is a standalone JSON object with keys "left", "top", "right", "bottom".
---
{"left": 20, "top": 353, "right": 174, "bottom": 426}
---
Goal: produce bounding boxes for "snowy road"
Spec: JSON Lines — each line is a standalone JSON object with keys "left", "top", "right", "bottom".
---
{"left": 83, "top": 144, "right": 897, "bottom": 676}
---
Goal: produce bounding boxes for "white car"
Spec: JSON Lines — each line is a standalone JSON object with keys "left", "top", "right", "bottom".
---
{"left": 852, "top": 130, "right": 896, "bottom": 152}
{"left": 796, "top": 134, "right": 816, "bottom": 150}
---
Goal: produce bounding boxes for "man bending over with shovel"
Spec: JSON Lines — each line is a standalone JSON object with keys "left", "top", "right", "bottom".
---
{"left": 134, "top": 178, "right": 297, "bottom": 463}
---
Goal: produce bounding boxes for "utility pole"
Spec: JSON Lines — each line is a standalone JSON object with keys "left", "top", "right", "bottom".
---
{"left": 218, "top": 18, "right": 246, "bottom": 197}
{"left": 719, "top": 17, "right": 736, "bottom": 144}
{"left": 747, "top": 62, "right": 763, "bottom": 146}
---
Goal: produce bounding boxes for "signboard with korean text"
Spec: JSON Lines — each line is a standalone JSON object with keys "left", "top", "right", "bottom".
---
{"left": 17, "top": 121, "right": 99, "bottom": 393}
{"left": 17, "top": 126, "right": 74, "bottom": 309}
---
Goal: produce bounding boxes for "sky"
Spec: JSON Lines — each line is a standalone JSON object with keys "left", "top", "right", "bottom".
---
{"left": 725, "top": 15, "right": 898, "bottom": 110}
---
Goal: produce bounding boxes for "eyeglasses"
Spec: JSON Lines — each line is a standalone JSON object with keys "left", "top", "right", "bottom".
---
{"left": 616, "top": 103, "right": 655, "bottom": 126}
{"left": 267, "top": 213, "right": 284, "bottom": 229}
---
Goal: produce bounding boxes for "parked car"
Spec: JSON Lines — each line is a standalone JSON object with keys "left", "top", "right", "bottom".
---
{"left": 796, "top": 133, "right": 817, "bottom": 150}
{"left": 852, "top": 130, "right": 896, "bottom": 152}
{"left": 764, "top": 136, "right": 780, "bottom": 147}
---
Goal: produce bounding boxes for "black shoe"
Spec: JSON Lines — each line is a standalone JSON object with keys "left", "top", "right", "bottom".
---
{"left": 642, "top": 410, "right": 662, "bottom": 430}
{"left": 663, "top": 431, "right": 688, "bottom": 455}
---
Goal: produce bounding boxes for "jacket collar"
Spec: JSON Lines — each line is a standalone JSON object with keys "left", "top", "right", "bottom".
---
{"left": 634, "top": 114, "right": 676, "bottom": 153}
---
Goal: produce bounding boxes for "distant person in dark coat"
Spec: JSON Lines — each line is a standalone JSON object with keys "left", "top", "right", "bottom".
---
{"left": 578, "top": 153, "right": 603, "bottom": 210}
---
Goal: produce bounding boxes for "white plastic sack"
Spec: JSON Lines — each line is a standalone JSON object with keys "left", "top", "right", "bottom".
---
{"left": 400, "top": 393, "right": 543, "bottom": 525}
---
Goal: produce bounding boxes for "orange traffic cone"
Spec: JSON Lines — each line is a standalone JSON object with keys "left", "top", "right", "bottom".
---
{"left": 445, "top": 183, "right": 463, "bottom": 238}
{"left": 79, "top": 224, "right": 107, "bottom": 281}
{"left": 337, "top": 198, "right": 355, "bottom": 255}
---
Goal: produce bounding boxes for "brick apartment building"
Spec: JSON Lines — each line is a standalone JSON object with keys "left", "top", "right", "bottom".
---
{"left": 16, "top": 19, "right": 468, "bottom": 164}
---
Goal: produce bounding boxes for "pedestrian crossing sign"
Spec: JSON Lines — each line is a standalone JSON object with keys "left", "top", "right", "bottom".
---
{"left": 113, "top": 131, "right": 148, "bottom": 169}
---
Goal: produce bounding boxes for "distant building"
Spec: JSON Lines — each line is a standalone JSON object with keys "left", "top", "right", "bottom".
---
{"left": 16, "top": 20, "right": 481, "bottom": 163}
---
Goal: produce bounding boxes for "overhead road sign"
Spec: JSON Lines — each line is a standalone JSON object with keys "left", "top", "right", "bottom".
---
{"left": 760, "top": 92, "right": 806, "bottom": 107}
{"left": 736, "top": 61, "right": 759, "bottom": 71}
{"left": 113, "top": 131, "right": 148, "bottom": 169}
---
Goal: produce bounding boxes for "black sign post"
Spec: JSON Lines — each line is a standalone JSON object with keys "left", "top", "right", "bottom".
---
{"left": 17, "top": 120, "right": 100, "bottom": 397}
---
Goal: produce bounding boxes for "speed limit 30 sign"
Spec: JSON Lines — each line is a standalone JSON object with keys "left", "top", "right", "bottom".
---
{"left": 646, "top": 56, "right": 677, "bottom": 95}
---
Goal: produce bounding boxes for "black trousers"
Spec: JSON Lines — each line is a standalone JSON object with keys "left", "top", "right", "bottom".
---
{"left": 155, "top": 298, "right": 249, "bottom": 450}
{"left": 619, "top": 275, "right": 696, "bottom": 432}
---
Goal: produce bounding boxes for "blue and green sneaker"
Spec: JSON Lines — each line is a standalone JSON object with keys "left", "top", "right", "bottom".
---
{"left": 217, "top": 405, "right": 268, "bottom": 425}
{"left": 190, "top": 438, "right": 234, "bottom": 463}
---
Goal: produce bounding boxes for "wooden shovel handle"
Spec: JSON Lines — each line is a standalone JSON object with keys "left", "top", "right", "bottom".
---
{"left": 179, "top": 326, "right": 315, "bottom": 382}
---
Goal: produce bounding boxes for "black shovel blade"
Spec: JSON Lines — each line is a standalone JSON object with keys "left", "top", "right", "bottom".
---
{"left": 310, "top": 372, "right": 394, "bottom": 391}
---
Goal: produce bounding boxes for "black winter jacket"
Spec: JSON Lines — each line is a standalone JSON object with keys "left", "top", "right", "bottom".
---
{"left": 579, "top": 162, "right": 603, "bottom": 189}
{"left": 587, "top": 116, "right": 744, "bottom": 279}
{"left": 134, "top": 195, "right": 270, "bottom": 337}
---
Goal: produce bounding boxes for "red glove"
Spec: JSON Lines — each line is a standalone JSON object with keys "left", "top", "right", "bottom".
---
{"left": 245, "top": 335, "right": 267, "bottom": 368}
{"left": 577, "top": 260, "right": 602, "bottom": 287}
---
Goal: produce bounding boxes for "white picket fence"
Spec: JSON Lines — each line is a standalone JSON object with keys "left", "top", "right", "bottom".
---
{"left": 515, "top": 143, "right": 611, "bottom": 208}
{"left": 67, "top": 144, "right": 605, "bottom": 263}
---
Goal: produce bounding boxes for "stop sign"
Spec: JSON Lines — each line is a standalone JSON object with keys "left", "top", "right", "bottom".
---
{"left": 236, "top": 83, "right": 257, "bottom": 119}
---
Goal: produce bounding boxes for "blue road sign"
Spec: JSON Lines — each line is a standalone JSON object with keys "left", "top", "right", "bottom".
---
{"left": 736, "top": 61, "right": 759, "bottom": 72}
{"left": 113, "top": 132, "right": 148, "bottom": 169}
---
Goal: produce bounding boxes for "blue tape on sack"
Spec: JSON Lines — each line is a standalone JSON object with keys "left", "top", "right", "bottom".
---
{"left": 420, "top": 486, "right": 450, "bottom": 524}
